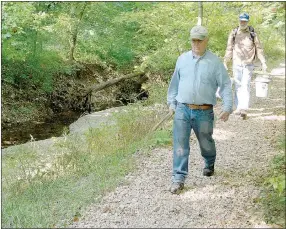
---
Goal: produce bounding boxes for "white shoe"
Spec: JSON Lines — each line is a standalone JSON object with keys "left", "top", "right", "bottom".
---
{"left": 233, "top": 109, "right": 241, "bottom": 115}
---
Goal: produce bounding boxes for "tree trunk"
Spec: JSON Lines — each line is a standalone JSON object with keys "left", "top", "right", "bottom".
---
{"left": 198, "top": 2, "right": 203, "bottom": 26}
{"left": 69, "top": 34, "right": 76, "bottom": 61}
{"left": 69, "top": 2, "right": 88, "bottom": 62}
{"left": 32, "top": 31, "right": 37, "bottom": 58}
{"left": 84, "top": 71, "right": 145, "bottom": 96}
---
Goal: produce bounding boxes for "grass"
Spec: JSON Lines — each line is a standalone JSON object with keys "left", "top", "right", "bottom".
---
{"left": 1, "top": 104, "right": 172, "bottom": 228}
{"left": 260, "top": 135, "right": 285, "bottom": 227}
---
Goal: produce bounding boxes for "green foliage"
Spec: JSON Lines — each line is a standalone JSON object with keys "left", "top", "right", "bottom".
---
{"left": 267, "top": 175, "right": 285, "bottom": 197}
{"left": 143, "top": 81, "right": 169, "bottom": 105}
{"left": 266, "top": 137, "right": 286, "bottom": 199}
{"left": 2, "top": 52, "right": 75, "bottom": 92}
{"left": 116, "top": 2, "right": 196, "bottom": 72}
{"left": 152, "top": 129, "right": 172, "bottom": 146}
{"left": 260, "top": 2, "right": 285, "bottom": 36}
{"left": 261, "top": 135, "right": 285, "bottom": 226}
{"left": 2, "top": 105, "right": 168, "bottom": 228}
{"left": 2, "top": 2, "right": 285, "bottom": 89}
{"left": 73, "top": 2, "right": 142, "bottom": 69}
{"left": 1, "top": 2, "right": 76, "bottom": 92}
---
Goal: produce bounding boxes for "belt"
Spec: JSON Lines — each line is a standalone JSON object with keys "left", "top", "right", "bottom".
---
{"left": 185, "top": 104, "right": 213, "bottom": 110}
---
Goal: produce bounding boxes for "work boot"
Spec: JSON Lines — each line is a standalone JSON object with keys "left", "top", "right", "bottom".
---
{"left": 240, "top": 110, "right": 247, "bottom": 120}
{"left": 170, "top": 182, "right": 184, "bottom": 194}
{"left": 203, "top": 165, "right": 214, "bottom": 177}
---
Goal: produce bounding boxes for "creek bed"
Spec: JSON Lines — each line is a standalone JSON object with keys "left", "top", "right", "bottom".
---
{"left": 1, "top": 111, "right": 82, "bottom": 149}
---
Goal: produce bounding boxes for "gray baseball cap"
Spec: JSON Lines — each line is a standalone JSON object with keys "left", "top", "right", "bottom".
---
{"left": 190, "top": 25, "right": 208, "bottom": 40}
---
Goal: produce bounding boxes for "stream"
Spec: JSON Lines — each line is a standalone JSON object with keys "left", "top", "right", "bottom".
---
{"left": 1, "top": 111, "right": 82, "bottom": 149}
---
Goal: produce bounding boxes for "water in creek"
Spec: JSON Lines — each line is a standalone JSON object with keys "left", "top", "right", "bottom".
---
{"left": 1, "top": 111, "right": 82, "bottom": 149}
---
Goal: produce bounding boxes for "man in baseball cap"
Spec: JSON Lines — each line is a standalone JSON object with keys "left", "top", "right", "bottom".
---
{"left": 167, "top": 24, "right": 233, "bottom": 194}
{"left": 239, "top": 12, "right": 250, "bottom": 21}
{"left": 238, "top": 13, "right": 250, "bottom": 30}
{"left": 189, "top": 25, "right": 209, "bottom": 57}
{"left": 224, "top": 13, "right": 268, "bottom": 119}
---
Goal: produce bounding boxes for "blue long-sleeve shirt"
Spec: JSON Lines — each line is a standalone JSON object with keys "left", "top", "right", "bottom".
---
{"left": 167, "top": 50, "right": 233, "bottom": 113}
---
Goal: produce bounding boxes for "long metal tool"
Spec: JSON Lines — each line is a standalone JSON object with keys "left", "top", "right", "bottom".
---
{"left": 151, "top": 111, "right": 173, "bottom": 132}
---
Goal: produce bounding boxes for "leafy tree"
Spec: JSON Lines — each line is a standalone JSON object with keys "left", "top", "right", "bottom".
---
{"left": 1, "top": 2, "right": 71, "bottom": 92}
{"left": 1, "top": 2, "right": 284, "bottom": 91}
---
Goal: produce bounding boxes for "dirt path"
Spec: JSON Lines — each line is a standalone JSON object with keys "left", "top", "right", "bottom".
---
{"left": 71, "top": 65, "right": 285, "bottom": 228}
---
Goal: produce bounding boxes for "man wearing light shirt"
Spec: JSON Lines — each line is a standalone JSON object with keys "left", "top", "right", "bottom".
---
{"left": 167, "top": 25, "right": 233, "bottom": 194}
{"left": 224, "top": 13, "right": 267, "bottom": 118}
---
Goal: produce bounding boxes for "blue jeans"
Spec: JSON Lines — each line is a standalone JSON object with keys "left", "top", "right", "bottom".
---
{"left": 172, "top": 102, "right": 216, "bottom": 183}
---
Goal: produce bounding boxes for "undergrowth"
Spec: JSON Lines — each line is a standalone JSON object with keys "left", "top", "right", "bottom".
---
{"left": 260, "top": 135, "right": 285, "bottom": 227}
{"left": 2, "top": 104, "right": 172, "bottom": 228}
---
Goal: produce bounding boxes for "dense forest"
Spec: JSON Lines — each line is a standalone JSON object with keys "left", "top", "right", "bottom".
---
{"left": 2, "top": 2, "right": 285, "bottom": 125}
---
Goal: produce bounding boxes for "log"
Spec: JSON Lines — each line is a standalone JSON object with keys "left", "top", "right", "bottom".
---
{"left": 84, "top": 71, "right": 145, "bottom": 96}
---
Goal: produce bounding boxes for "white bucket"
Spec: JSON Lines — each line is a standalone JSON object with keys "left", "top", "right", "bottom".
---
{"left": 255, "top": 76, "right": 271, "bottom": 98}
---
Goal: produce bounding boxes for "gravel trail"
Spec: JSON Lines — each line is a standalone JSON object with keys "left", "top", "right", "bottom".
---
{"left": 71, "top": 67, "right": 285, "bottom": 228}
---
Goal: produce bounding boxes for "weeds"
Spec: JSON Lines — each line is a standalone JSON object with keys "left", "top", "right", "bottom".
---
{"left": 260, "top": 135, "right": 285, "bottom": 227}
{"left": 1, "top": 104, "right": 170, "bottom": 228}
